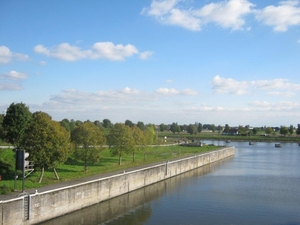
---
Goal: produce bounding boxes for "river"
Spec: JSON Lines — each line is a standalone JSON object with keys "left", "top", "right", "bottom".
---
{"left": 41, "top": 141, "right": 300, "bottom": 225}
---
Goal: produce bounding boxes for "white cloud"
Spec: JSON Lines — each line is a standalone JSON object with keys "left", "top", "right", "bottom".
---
{"left": 1, "top": 70, "right": 27, "bottom": 80}
{"left": 142, "top": 0, "right": 254, "bottom": 31}
{"left": 249, "top": 100, "right": 300, "bottom": 111}
{"left": 212, "top": 76, "right": 300, "bottom": 96}
{"left": 211, "top": 75, "right": 249, "bottom": 95}
{"left": 167, "top": 8, "right": 201, "bottom": 31}
{"left": 194, "top": 0, "right": 254, "bottom": 30}
{"left": 139, "top": 51, "right": 154, "bottom": 60}
{"left": 0, "top": 83, "right": 23, "bottom": 91}
{"left": 141, "top": 0, "right": 179, "bottom": 16}
{"left": 255, "top": 0, "right": 300, "bottom": 32}
{"left": 91, "top": 42, "right": 138, "bottom": 61}
{"left": 251, "top": 78, "right": 300, "bottom": 90}
{"left": 0, "top": 46, "right": 29, "bottom": 64}
{"left": 34, "top": 42, "right": 143, "bottom": 61}
{"left": 155, "top": 87, "right": 198, "bottom": 95}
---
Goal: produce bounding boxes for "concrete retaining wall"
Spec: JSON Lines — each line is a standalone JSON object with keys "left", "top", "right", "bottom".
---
{"left": 0, "top": 147, "right": 234, "bottom": 225}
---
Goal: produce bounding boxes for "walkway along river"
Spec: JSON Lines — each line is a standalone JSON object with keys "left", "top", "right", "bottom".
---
{"left": 0, "top": 147, "right": 234, "bottom": 225}
{"left": 39, "top": 141, "right": 300, "bottom": 225}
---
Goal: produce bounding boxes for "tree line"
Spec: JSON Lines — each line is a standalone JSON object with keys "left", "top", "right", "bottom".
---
{"left": 0, "top": 103, "right": 157, "bottom": 182}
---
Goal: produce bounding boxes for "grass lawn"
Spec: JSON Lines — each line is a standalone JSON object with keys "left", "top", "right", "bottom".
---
{"left": 0, "top": 144, "right": 220, "bottom": 195}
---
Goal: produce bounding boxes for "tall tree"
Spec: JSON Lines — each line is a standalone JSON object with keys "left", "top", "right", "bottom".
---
{"left": 211, "top": 124, "right": 216, "bottom": 133}
{"left": 265, "top": 127, "right": 273, "bottom": 135}
{"left": 224, "top": 124, "right": 230, "bottom": 133}
{"left": 187, "top": 124, "right": 197, "bottom": 135}
{"left": 131, "top": 126, "right": 146, "bottom": 162}
{"left": 71, "top": 122, "right": 106, "bottom": 171}
{"left": 159, "top": 123, "right": 167, "bottom": 132}
{"left": 197, "top": 123, "right": 203, "bottom": 133}
{"left": 144, "top": 124, "right": 157, "bottom": 145}
{"left": 2, "top": 102, "right": 32, "bottom": 147}
{"left": 125, "top": 119, "right": 134, "bottom": 127}
{"left": 107, "top": 123, "right": 135, "bottom": 165}
{"left": 170, "top": 122, "right": 180, "bottom": 134}
{"left": 280, "top": 126, "right": 288, "bottom": 136}
{"left": 102, "top": 119, "right": 112, "bottom": 129}
{"left": 288, "top": 125, "right": 294, "bottom": 136}
{"left": 137, "top": 121, "right": 145, "bottom": 130}
{"left": 21, "top": 112, "right": 73, "bottom": 182}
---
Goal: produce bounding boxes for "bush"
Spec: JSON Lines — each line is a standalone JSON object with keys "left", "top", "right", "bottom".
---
{"left": 0, "top": 184, "right": 13, "bottom": 195}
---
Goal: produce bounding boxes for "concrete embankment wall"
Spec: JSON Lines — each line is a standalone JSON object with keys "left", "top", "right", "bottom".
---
{"left": 0, "top": 147, "right": 235, "bottom": 225}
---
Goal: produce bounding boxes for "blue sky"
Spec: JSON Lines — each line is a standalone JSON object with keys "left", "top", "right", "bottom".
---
{"left": 1, "top": 0, "right": 300, "bottom": 127}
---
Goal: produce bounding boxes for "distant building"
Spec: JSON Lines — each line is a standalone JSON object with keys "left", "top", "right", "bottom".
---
{"left": 222, "top": 128, "right": 239, "bottom": 136}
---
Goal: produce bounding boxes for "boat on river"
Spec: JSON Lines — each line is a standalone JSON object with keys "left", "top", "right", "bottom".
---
{"left": 275, "top": 143, "right": 282, "bottom": 148}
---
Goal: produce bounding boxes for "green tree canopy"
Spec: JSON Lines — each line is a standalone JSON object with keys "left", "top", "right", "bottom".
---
{"left": 2, "top": 102, "right": 32, "bottom": 147}
{"left": 71, "top": 121, "right": 106, "bottom": 171}
{"left": 21, "top": 111, "right": 73, "bottom": 182}
{"left": 131, "top": 126, "right": 146, "bottom": 162}
{"left": 107, "top": 123, "right": 135, "bottom": 165}
{"left": 280, "top": 126, "right": 288, "bottom": 136}
{"left": 137, "top": 121, "right": 145, "bottom": 130}
{"left": 159, "top": 123, "right": 167, "bottom": 132}
{"left": 187, "top": 124, "right": 197, "bottom": 135}
{"left": 197, "top": 123, "right": 203, "bottom": 133}
{"left": 265, "top": 127, "right": 273, "bottom": 135}
{"left": 102, "top": 119, "right": 112, "bottom": 129}
{"left": 170, "top": 122, "right": 180, "bottom": 134}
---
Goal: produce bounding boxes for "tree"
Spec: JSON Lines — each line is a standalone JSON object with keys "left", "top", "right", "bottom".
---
{"left": 280, "top": 126, "right": 288, "bottom": 136}
{"left": 21, "top": 112, "right": 73, "bottom": 183}
{"left": 170, "top": 122, "right": 180, "bottom": 134}
{"left": 217, "top": 125, "right": 222, "bottom": 133}
{"left": 211, "top": 124, "right": 216, "bottom": 133}
{"left": 102, "top": 119, "right": 112, "bottom": 129}
{"left": 265, "top": 127, "right": 273, "bottom": 135}
{"left": 131, "top": 126, "right": 146, "bottom": 162}
{"left": 60, "top": 118, "right": 71, "bottom": 132}
{"left": 137, "top": 121, "right": 145, "bottom": 130}
{"left": 107, "top": 123, "right": 135, "bottom": 165}
{"left": 71, "top": 122, "right": 106, "bottom": 171}
{"left": 187, "top": 124, "right": 197, "bottom": 135}
{"left": 125, "top": 119, "right": 134, "bottom": 127}
{"left": 224, "top": 124, "right": 230, "bottom": 133}
{"left": 296, "top": 124, "right": 300, "bottom": 135}
{"left": 197, "top": 123, "right": 203, "bottom": 133}
{"left": 288, "top": 125, "right": 294, "bottom": 136}
{"left": 144, "top": 124, "right": 157, "bottom": 145}
{"left": 253, "top": 128, "right": 258, "bottom": 135}
{"left": 2, "top": 102, "right": 32, "bottom": 147}
{"left": 159, "top": 123, "right": 167, "bottom": 132}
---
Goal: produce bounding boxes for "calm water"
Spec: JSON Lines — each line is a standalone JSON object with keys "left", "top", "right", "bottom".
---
{"left": 43, "top": 141, "right": 300, "bottom": 225}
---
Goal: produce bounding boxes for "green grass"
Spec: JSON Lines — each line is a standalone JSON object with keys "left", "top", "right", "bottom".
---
{"left": 0, "top": 144, "right": 220, "bottom": 195}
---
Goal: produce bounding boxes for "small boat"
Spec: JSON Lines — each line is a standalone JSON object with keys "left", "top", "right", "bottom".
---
{"left": 275, "top": 143, "right": 282, "bottom": 148}
{"left": 249, "top": 142, "right": 254, "bottom": 145}
{"left": 226, "top": 140, "right": 231, "bottom": 143}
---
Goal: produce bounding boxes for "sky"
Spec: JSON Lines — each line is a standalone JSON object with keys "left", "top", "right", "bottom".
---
{"left": 1, "top": 0, "right": 300, "bottom": 127}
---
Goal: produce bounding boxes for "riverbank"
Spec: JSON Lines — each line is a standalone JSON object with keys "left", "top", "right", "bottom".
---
{"left": 0, "top": 147, "right": 235, "bottom": 225}
{"left": 159, "top": 132, "right": 300, "bottom": 143}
